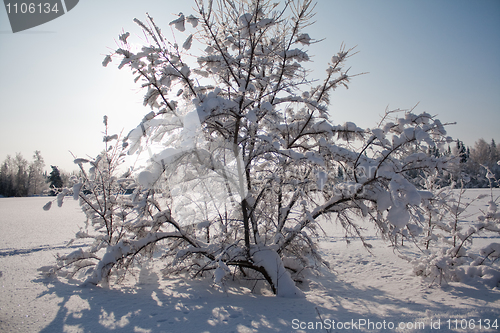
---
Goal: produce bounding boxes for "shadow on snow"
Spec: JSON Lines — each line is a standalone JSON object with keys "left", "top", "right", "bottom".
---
{"left": 32, "top": 265, "right": 500, "bottom": 333}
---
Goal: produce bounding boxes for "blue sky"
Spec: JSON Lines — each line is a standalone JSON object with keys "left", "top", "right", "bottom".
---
{"left": 1, "top": 0, "right": 499, "bottom": 172}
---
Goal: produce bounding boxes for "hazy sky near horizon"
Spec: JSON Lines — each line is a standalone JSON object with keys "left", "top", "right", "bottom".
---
{"left": 1, "top": 0, "right": 499, "bottom": 172}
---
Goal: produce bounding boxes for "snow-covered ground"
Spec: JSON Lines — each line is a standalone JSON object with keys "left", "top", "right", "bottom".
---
{"left": 1, "top": 192, "right": 499, "bottom": 333}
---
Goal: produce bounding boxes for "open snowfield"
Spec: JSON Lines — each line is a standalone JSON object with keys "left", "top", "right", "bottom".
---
{"left": 1, "top": 191, "right": 499, "bottom": 333}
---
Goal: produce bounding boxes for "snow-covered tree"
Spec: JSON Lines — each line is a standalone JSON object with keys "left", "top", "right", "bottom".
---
{"left": 27, "top": 150, "right": 46, "bottom": 196}
{"left": 43, "top": 0, "right": 456, "bottom": 296}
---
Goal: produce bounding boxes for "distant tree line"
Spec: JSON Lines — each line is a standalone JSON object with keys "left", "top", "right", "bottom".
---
{"left": 408, "top": 138, "right": 500, "bottom": 188}
{"left": 1, "top": 138, "right": 497, "bottom": 198}
{"left": 456, "top": 138, "right": 500, "bottom": 187}
{"left": 0, "top": 151, "right": 69, "bottom": 197}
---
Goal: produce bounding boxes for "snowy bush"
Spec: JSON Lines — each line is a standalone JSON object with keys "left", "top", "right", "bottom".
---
{"left": 411, "top": 171, "right": 500, "bottom": 288}
{"left": 42, "top": 0, "right": 459, "bottom": 296}
{"left": 41, "top": 117, "right": 143, "bottom": 286}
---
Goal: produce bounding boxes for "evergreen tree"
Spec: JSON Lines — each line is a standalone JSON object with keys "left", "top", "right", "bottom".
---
{"left": 456, "top": 140, "right": 467, "bottom": 163}
{"left": 337, "top": 165, "right": 344, "bottom": 180}
{"left": 0, "top": 160, "right": 14, "bottom": 197}
{"left": 491, "top": 139, "right": 498, "bottom": 163}
{"left": 48, "top": 165, "right": 63, "bottom": 196}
